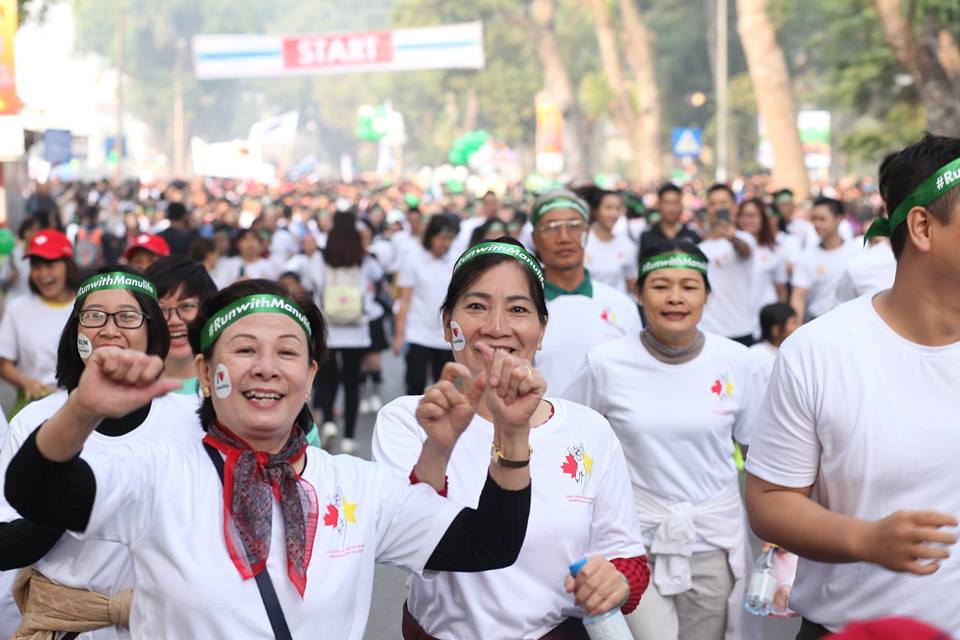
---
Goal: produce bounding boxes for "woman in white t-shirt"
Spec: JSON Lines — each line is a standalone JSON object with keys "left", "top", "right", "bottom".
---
{"left": 374, "top": 238, "right": 649, "bottom": 639}
{"left": 581, "top": 187, "right": 638, "bottom": 294}
{"left": 0, "top": 266, "right": 199, "bottom": 639}
{"left": 393, "top": 215, "right": 458, "bottom": 395}
{"left": 4, "top": 279, "right": 537, "bottom": 639}
{"left": 215, "top": 228, "right": 278, "bottom": 286}
{"left": 565, "top": 240, "right": 763, "bottom": 640}
{"left": 736, "top": 198, "right": 789, "bottom": 338}
{"left": 0, "top": 230, "right": 79, "bottom": 415}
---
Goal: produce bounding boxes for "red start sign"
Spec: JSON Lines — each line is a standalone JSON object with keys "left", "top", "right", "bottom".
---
{"left": 282, "top": 32, "right": 393, "bottom": 69}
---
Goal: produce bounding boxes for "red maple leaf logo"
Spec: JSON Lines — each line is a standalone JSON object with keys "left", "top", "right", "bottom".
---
{"left": 323, "top": 504, "right": 339, "bottom": 528}
{"left": 561, "top": 454, "right": 579, "bottom": 478}
{"left": 711, "top": 379, "right": 722, "bottom": 396}
{"left": 600, "top": 310, "right": 609, "bottom": 322}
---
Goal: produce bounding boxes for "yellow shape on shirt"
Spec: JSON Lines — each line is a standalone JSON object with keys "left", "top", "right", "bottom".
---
{"left": 583, "top": 452, "right": 594, "bottom": 476}
{"left": 343, "top": 499, "right": 358, "bottom": 524}
{"left": 725, "top": 381, "right": 735, "bottom": 398}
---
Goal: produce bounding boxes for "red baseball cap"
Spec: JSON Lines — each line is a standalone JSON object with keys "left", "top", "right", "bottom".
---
{"left": 23, "top": 229, "right": 73, "bottom": 261}
{"left": 123, "top": 233, "right": 171, "bottom": 260}
{"left": 829, "top": 618, "right": 952, "bottom": 639}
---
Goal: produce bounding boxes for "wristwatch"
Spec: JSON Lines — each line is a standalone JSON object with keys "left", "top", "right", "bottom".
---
{"left": 490, "top": 443, "right": 533, "bottom": 468}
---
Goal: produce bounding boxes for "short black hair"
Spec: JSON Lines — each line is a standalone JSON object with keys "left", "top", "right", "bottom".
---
{"left": 28, "top": 257, "right": 82, "bottom": 297}
{"left": 813, "top": 196, "right": 844, "bottom": 217}
{"left": 422, "top": 214, "right": 459, "bottom": 251}
{"left": 144, "top": 255, "right": 217, "bottom": 302}
{"left": 18, "top": 217, "right": 41, "bottom": 240}
{"left": 166, "top": 202, "right": 188, "bottom": 222}
{"left": 440, "top": 236, "right": 548, "bottom": 325}
{"left": 56, "top": 264, "right": 170, "bottom": 391}
{"left": 760, "top": 302, "right": 795, "bottom": 343}
{"left": 707, "top": 183, "right": 736, "bottom": 201}
{"left": 879, "top": 133, "right": 960, "bottom": 260}
{"left": 188, "top": 279, "right": 327, "bottom": 435}
{"left": 657, "top": 182, "right": 682, "bottom": 199}
{"left": 637, "top": 239, "right": 711, "bottom": 292}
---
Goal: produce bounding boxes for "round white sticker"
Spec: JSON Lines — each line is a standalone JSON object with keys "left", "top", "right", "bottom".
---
{"left": 77, "top": 333, "right": 93, "bottom": 360}
{"left": 214, "top": 363, "right": 232, "bottom": 398}
{"left": 450, "top": 321, "right": 466, "bottom": 352}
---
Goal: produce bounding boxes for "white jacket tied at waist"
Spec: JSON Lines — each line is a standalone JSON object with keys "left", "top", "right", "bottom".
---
{"left": 634, "top": 481, "right": 750, "bottom": 640}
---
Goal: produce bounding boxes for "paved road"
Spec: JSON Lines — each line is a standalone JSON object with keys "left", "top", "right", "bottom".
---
{"left": 0, "top": 353, "right": 799, "bottom": 640}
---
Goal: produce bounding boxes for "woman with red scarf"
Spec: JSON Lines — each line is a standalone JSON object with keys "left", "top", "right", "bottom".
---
{"left": 4, "top": 279, "right": 535, "bottom": 639}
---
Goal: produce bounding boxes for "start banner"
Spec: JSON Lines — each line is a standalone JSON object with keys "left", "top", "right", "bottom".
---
{"left": 193, "top": 22, "right": 484, "bottom": 79}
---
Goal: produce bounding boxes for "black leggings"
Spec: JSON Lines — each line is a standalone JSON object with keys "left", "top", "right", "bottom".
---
{"left": 405, "top": 344, "right": 454, "bottom": 396}
{"left": 316, "top": 347, "right": 365, "bottom": 438}
{"left": 796, "top": 619, "right": 831, "bottom": 640}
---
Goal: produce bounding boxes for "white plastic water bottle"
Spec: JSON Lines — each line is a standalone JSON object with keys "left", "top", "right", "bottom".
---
{"left": 744, "top": 545, "right": 777, "bottom": 616}
{"left": 569, "top": 558, "right": 634, "bottom": 640}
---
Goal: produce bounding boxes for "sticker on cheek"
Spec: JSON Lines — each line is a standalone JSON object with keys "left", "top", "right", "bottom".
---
{"left": 214, "top": 363, "right": 232, "bottom": 398}
{"left": 77, "top": 334, "right": 93, "bottom": 360}
{"left": 450, "top": 320, "right": 466, "bottom": 352}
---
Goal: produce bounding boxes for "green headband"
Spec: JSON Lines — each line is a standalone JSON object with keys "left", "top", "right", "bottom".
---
{"left": 453, "top": 241, "right": 545, "bottom": 288}
{"left": 200, "top": 294, "right": 313, "bottom": 352}
{"left": 866, "top": 156, "right": 960, "bottom": 241}
{"left": 531, "top": 198, "right": 589, "bottom": 227}
{"left": 77, "top": 272, "right": 157, "bottom": 301}
{"left": 639, "top": 252, "right": 709, "bottom": 276}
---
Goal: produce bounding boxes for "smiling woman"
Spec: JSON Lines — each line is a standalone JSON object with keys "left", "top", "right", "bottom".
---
{"left": 0, "top": 264, "right": 200, "bottom": 640}
{"left": 4, "top": 278, "right": 536, "bottom": 639}
{"left": 374, "top": 238, "right": 650, "bottom": 640}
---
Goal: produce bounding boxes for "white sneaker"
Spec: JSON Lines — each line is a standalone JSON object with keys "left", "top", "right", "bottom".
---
{"left": 358, "top": 397, "right": 372, "bottom": 414}
{"left": 340, "top": 437, "right": 357, "bottom": 455}
{"left": 368, "top": 394, "right": 382, "bottom": 412}
{"left": 320, "top": 421, "right": 339, "bottom": 450}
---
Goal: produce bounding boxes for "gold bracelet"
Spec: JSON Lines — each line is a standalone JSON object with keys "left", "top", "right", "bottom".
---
{"left": 490, "top": 443, "right": 533, "bottom": 468}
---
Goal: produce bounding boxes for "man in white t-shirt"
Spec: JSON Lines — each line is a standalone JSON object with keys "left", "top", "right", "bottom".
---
{"left": 698, "top": 184, "right": 757, "bottom": 344}
{"left": 835, "top": 236, "right": 896, "bottom": 303}
{"left": 531, "top": 190, "right": 642, "bottom": 395}
{"left": 746, "top": 134, "right": 960, "bottom": 637}
{"left": 790, "top": 196, "right": 861, "bottom": 321}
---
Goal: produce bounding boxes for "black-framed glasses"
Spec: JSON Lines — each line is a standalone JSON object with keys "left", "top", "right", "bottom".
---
{"left": 159, "top": 301, "right": 200, "bottom": 322}
{"left": 78, "top": 309, "right": 149, "bottom": 329}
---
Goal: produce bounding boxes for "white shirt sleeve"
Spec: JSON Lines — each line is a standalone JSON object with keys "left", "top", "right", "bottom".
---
{"left": 0, "top": 299, "right": 19, "bottom": 362}
{"left": 744, "top": 346, "right": 821, "bottom": 488}
{"left": 835, "top": 267, "right": 857, "bottom": 303}
{"left": 732, "top": 350, "right": 765, "bottom": 446}
{"left": 371, "top": 400, "right": 425, "bottom": 476}
{"left": 792, "top": 254, "right": 813, "bottom": 290}
{"left": 773, "top": 248, "right": 789, "bottom": 286}
{"left": 561, "top": 356, "right": 605, "bottom": 414}
{"left": 584, "top": 437, "right": 646, "bottom": 560}
{"left": 396, "top": 252, "right": 417, "bottom": 289}
{"left": 373, "top": 466, "right": 462, "bottom": 576}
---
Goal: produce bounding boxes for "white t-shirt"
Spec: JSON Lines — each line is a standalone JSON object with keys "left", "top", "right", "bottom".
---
{"left": 397, "top": 246, "right": 455, "bottom": 350}
{"left": 748, "top": 341, "right": 779, "bottom": 387}
{"left": 283, "top": 252, "right": 326, "bottom": 306}
{"left": 372, "top": 396, "right": 645, "bottom": 640}
{"left": 746, "top": 295, "right": 960, "bottom": 634}
{"left": 74, "top": 438, "right": 462, "bottom": 639}
{"left": 778, "top": 218, "right": 819, "bottom": 267}
{"left": 750, "top": 243, "right": 789, "bottom": 336}
{"left": 698, "top": 231, "right": 757, "bottom": 339}
{"left": 213, "top": 256, "right": 279, "bottom": 287}
{"left": 792, "top": 241, "right": 861, "bottom": 319}
{"left": 565, "top": 333, "right": 761, "bottom": 511}
{"left": 0, "top": 294, "right": 74, "bottom": 385}
{"left": 452, "top": 216, "right": 488, "bottom": 258}
{"left": 0, "top": 391, "right": 201, "bottom": 640}
{"left": 835, "top": 241, "right": 895, "bottom": 303}
{"left": 540, "top": 278, "right": 642, "bottom": 396}
{"left": 584, "top": 229, "right": 637, "bottom": 294}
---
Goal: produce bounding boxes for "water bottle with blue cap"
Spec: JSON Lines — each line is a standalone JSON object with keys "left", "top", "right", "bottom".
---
{"left": 569, "top": 558, "right": 633, "bottom": 640}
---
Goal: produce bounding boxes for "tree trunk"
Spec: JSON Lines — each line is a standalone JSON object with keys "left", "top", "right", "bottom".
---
{"left": 736, "top": 0, "right": 810, "bottom": 197}
{"left": 529, "top": 0, "right": 590, "bottom": 178}
{"left": 618, "top": 0, "right": 663, "bottom": 184}
{"left": 588, "top": 0, "right": 643, "bottom": 179}
{"left": 936, "top": 28, "right": 960, "bottom": 82}
{"left": 874, "top": 0, "right": 960, "bottom": 136}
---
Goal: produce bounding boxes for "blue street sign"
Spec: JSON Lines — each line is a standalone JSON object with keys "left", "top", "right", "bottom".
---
{"left": 672, "top": 127, "right": 703, "bottom": 159}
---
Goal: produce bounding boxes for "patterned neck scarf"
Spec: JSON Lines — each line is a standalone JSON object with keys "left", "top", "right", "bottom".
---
{"left": 203, "top": 422, "right": 318, "bottom": 598}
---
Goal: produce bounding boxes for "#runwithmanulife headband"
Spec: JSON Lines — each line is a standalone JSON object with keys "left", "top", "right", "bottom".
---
{"left": 639, "top": 252, "right": 709, "bottom": 276}
{"left": 530, "top": 190, "right": 590, "bottom": 227}
{"left": 866, "top": 157, "right": 960, "bottom": 241}
{"left": 201, "top": 294, "right": 313, "bottom": 352}
{"left": 77, "top": 272, "right": 157, "bottom": 301}
{"left": 453, "top": 241, "right": 545, "bottom": 288}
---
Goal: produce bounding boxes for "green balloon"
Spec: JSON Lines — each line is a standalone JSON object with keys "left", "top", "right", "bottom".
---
{"left": 0, "top": 228, "right": 14, "bottom": 256}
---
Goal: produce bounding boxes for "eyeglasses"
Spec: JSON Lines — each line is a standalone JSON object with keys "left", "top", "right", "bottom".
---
{"left": 536, "top": 219, "right": 588, "bottom": 237}
{"left": 160, "top": 301, "right": 200, "bottom": 322}
{"left": 78, "top": 309, "right": 149, "bottom": 329}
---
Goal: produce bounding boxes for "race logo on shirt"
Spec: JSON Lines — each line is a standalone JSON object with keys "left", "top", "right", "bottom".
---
{"left": 561, "top": 443, "right": 594, "bottom": 500}
{"left": 600, "top": 308, "right": 625, "bottom": 337}
{"left": 323, "top": 487, "right": 363, "bottom": 559}
{"left": 711, "top": 374, "right": 736, "bottom": 415}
